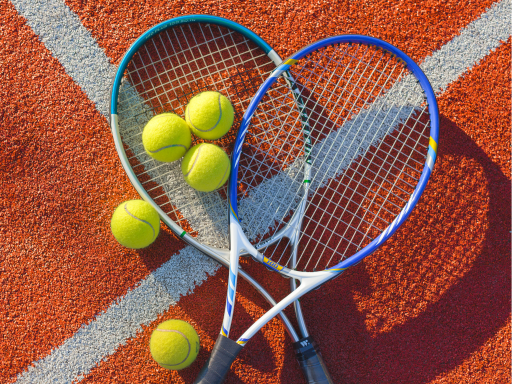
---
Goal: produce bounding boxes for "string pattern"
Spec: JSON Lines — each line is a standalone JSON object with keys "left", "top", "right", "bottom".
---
{"left": 237, "top": 43, "right": 431, "bottom": 272}
{"left": 116, "top": 22, "right": 275, "bottom": 248}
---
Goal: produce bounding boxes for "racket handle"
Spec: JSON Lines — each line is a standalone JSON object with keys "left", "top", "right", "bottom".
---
{"left": 293, "top": 336, "right": 334, "bottom": 384}
{"left": 194, "top": 334, "right": 243, "bottom": 384}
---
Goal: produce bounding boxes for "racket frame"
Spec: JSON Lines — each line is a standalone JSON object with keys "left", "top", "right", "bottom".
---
{"left": 109, "top": 12, "right": 299, "bottom": 335}
{"left": 222, "top": 34, "right": 439, "bottom": 344}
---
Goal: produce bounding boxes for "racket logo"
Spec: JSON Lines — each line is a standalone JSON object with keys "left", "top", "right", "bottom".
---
{"left": 262, "top": 257, "right": 284, "bottom": 272}
{"left": 300, "top": 340, "right": 309, "bottom": 347}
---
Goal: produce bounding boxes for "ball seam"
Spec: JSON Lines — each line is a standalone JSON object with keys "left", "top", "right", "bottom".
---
{"left": 124, "top": 203, "right": 156, "bottom": 240}
{"left": 147, "top": 143, "right": 188, "bottom": 153}
{"left": 154, "top": 329, "right": 191, "bottom": 367}
{"left": 187, "top": 94, "right": 223, "bottom": 132}
{"left": 214, "top": 162, "right": 230, "bottom": 190}
{"left": 184, "top": 145, "right": 202, "bottom": 177}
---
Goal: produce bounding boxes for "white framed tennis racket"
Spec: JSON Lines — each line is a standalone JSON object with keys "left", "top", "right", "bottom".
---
{"left": 195, "top": 35, "right": 439, "bottom": 383}
{"left": 109, "top": 15, "right": 332, "bottom": 383}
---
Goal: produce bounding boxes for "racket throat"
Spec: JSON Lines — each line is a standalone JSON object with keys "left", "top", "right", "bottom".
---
{"left": 256, "top": 197, "right": 307, "bottom": 251}
{"left": 238, "top": 273, "right": 330, "bottom": 342}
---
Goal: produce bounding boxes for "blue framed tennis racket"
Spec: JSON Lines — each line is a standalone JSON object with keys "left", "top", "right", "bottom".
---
{"left": 195, "top": 35, "right": 439, "bottom": 383}
{"left": 109, "top": 15, "right": 332, "bottom": 383}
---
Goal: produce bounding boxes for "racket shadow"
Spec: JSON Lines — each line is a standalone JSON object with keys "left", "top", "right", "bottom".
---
{"left": 296, "top": 115, "right": 510, "bottom": 383}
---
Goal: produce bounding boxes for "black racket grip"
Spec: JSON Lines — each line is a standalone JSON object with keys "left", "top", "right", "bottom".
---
{"left": 194, "top": 334, "right": 243, "bottom": 384}
{"left": 293, "top": 336, "right": 334, "bottom": 384}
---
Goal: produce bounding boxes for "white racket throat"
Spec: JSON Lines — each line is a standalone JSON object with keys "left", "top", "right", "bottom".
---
{"left": 223, "top": 214, "right": 338, "bottom": 341}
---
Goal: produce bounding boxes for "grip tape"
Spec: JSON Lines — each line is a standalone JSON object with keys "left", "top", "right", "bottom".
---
{"left": 194, "top": 334, "right": 243, "bottom": 384}
{"left": 293, "top": 336, "right": 334, "bottom": 384}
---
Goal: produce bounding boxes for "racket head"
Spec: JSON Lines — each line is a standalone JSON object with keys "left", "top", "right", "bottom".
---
{"left": 110, "top": 15, "right": 281, "bottom": 253}
{"left": 229, "top": 35, "right": 439, "bottom": 273}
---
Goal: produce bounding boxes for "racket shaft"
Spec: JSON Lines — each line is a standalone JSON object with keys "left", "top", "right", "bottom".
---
{"left": 291, "top": 278, "right": 309, "bottom": 336}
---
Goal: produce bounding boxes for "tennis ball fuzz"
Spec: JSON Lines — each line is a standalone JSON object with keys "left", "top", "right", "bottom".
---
{"left": 185, "top": 91, "right": 234, "bottom": 140}
{"left": 181, "top": 143, "right": 230, "bottom": 192}
{"left": 110, "top": 200, "right": 160, "bottom": 249}
{"left": 150, "top": 319, "right": 200, "bottom": 370}
{"left": 142, "top": 113, "right": 191, "bottom": 162}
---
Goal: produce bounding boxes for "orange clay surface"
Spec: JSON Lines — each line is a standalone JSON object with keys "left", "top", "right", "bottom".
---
{"left": 1, "top": 0, "right": 510, "bottom": 383}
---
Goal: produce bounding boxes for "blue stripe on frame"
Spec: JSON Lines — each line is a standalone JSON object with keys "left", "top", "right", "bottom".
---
{"left": 229, "top": 270, "right": 237, "bottom": 288}
{"left": 228, "top": 34, "right": 440, "bottom": 269}
{"left": 228, "top": 283, "right": 236, "bottom": 304}
{"left": 427, "top": 146, "right": 437, "bottom": 169}
{"left": 110, "top": 15, "right": 274, "bottom": 115}
{"left": 226, "top": 299, "right": 233, "bottom": 316}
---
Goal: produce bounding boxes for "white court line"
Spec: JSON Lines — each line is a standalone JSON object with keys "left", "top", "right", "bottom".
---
{"left": 13, "top": 247, "right": 218, "bottom": 384}
{"left": 10, "top": 0, "right": 511, "bottom": 382}
{"left": 10, "top": 0, "right": 115, "bottom": 117}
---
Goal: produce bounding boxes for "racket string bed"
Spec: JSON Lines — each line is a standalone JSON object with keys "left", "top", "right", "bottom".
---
{"left": 304, "top": 85, "right": 429, "bottom": 269}
{"left": 282, "top": 52, "right": 407, "bottom": 267}
{"left": 238, "top": 46, "right": 402, "bottom": 251}
{"left": 120, "top": 25, "right": 270, "bottom": 117}
{"left": 125, "top": 27, "right": 265, "bottom": 108}
{"left": 236, "top": 43, "right": 432, "bottom": 271}
{"left": 116, "top": 22, "right": 276, "bottom": 249}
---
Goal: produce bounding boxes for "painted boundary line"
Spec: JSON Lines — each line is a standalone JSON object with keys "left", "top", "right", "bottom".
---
{"left": 14, "top": 247, "right": 218, "bottom": 384}
{"left": 9, "top": 0, "right": 511, "bottom": 382}
{"left": 9, "top": 0, "right": 115, "bottom": 117}
{"left": 420, "top": 0, "right": 511, "bottom": 93}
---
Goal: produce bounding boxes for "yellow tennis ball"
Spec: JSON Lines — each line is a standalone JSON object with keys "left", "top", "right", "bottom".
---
{"left": 142, "top": 113, "right": 191, "bottom": 162}
{"left": 110, "top": 200, "right": 160, "bottom": 249}
{"left": 149, "top": 319, "right": 200, "bottom": 370}
{"left": 181, "top": 143, "right": 230, "bottom": 192}
{"left": 185, "top": 91, "right": 234, "bottom": 140}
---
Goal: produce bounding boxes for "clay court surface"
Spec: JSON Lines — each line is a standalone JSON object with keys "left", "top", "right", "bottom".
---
{"left": 1, "top": 0, "right": 511, "bottom": 383}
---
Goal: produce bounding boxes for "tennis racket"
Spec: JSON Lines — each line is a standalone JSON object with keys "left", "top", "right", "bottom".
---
{"left": 194, "top": 35, "right": 439, "bottom": 383}
{"left": 109, "top": 15, "right": 332, "bottom": 383}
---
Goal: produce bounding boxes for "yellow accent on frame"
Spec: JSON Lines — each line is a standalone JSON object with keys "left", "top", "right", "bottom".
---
{"left": 429, "top": 137, "right": 438, "bottom": 153}
{"left": 230, "top": 204, "right": 239, "bottom": 221}
{"left": 263, "top": 257, "right": 284, "bottom": 271}
{"left": 284, "top": 59, "right": 298, "bottom": 65}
